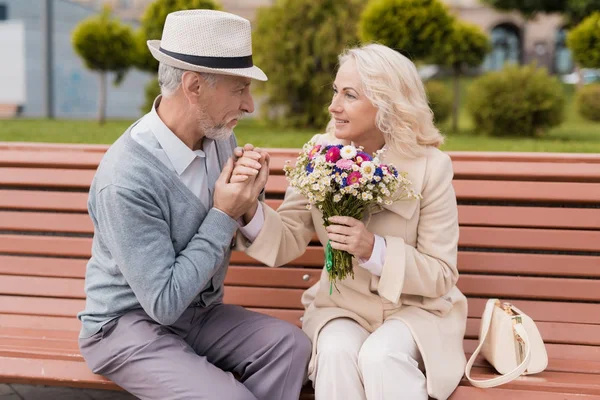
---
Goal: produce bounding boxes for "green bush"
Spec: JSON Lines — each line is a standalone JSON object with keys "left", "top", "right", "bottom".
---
{"left": 359, "top": 0, "right": 454, "bottom": 61}
{"left": 577, "top": 84, "right": 600, "bottom": 121}
{"left": 253, "top": 0, "right": 366, "bottom": 129}
{"left": 466, "top": 64, "right": 565, "bottom": 137}
{"left": 424, "top": 80, "right": 452, "bottom": 123}
{"left": 567, "top": 12, "right": 600, "bottom": 69}
{"left": 142, "top": 78, "right": 160, "bottom": 114}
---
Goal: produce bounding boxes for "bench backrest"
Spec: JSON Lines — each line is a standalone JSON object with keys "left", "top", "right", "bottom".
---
{"left": 1, "top": 143, "right": 599, "bottom": 373}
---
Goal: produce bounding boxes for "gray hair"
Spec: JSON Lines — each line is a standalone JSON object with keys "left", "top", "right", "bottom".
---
{"left": 158, "top": 63, "right": 219, "bottom": 97}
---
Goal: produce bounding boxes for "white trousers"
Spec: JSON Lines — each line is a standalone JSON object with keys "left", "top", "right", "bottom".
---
{"left": 314, "top": 318, "right": 428, "bottom": 400}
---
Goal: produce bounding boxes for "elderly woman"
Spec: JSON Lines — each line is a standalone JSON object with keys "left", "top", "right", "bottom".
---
{"left": 232, "top": 43, "right": 467, "bottom": 400}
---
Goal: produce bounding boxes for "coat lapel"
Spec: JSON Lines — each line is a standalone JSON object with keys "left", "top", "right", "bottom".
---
{"left": 377, "top": 147, "right": 426, "bottom": 220}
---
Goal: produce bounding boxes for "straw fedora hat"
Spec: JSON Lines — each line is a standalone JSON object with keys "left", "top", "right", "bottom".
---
{"left": 147, "top": 9, "right": 267, "bottom": 81}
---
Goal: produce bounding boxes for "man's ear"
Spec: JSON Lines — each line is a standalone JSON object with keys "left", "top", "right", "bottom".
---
{"left": 181, "top": 71, "right": 203, "bottom": 104}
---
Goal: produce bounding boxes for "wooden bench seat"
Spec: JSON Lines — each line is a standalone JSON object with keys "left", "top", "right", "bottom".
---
{"left": 1, "top": 142, "right": 599, "bottom": 399}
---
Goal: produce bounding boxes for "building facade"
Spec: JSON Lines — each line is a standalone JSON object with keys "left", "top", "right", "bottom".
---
{"left": 0, "top": 0, "right": 151, "bottom": 118}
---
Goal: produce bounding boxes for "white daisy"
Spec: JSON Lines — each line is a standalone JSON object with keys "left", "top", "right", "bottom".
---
{"left": 360, "top": 161, "right": 376, "bottom": 178}
{"left": 341, "top": 145, "right": 357, "bottom": 160}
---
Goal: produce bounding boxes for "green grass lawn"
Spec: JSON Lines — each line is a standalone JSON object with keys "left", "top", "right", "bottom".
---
{"left": 0, "top": 118, "right": 318, "bottom": 149}
{"left": 1, "top": 82, "right": 599, "bottom": 152}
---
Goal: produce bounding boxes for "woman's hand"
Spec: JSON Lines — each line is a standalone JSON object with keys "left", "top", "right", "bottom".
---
{"left": 231, "top": 144, "right": 267, "bottom": 183}
{"left": 326, "top": 216, "right": 375, "bottom": 260}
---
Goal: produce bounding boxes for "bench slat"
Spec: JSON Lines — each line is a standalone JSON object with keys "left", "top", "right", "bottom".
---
{"left": 0, "top": 168, "right": 94, "bottom": 189}
{"left": 464, "top": 340, "right": 600, "bottom": 363}
{"left": 0, "top": 190, "right": 89, "bottom": 212}
{"left": 0, "top": 356, "right": 116, "bottom": 389}
{"left": 457, "top": 275, "right": 600, "bottom": 302}
{"left": 460, "top": 226, "right": 600, "bottom": 252}
{"left": 2, "top": 251, "right": 600, "bottom": 283}
{"left": 458, "top": 252, "right": 600, "bottom": 278}
{"left": 3, "top": 205, "right": 600, "bottom": 234}
{"left": 462, "top": 366, "right": 600, "bottom": 395}
{"left": 458, "top": 205, "right": 600, "bottom": 230}
{"left": 3, "top": 271, "right": 599, "bottom": 303}
{"left": 0, "top": 151, "right": 104, "bottom": 169}
{"left": 0, "top": 296, "right": 83, "bottom": 318}
{"left": 467, "top": 298, "right": 600, "bottom": 325}
{"left": 2, "top": 334, "right": 598, "bottom": 365}
{"left": 3, "top": 295, "right": 598, "bottom": 331}
{"left": 0, "top": 256, "right": 86, "bottom": 278}
{"left": 0, "top": 235, "right": 325, "bottom": 266}
{"left": 1, "top": 356, "right": 599, "bottom": 398}
{"left": 3, "top": 149, "right": 600, "bottom": 180}
{"left": 451, "top": 386, "right": 600, "bottom": 399}
{"left": 0, "top": 314, "right": 81, "bottom": 331}
{"left": 4, "top": 312, "right": 597, "bottom": 348}
{"left": 4, "top": 226, "right": 599, "bottom": 263}
{"left": 453, "top": 180, "right": 600, "bottom": 204}
{"left": 4, "top": 167, "right": 600, "bottom": 204}
{"left": 3, "top": 144, "right": 599, "bottom": 162}
{"left": 0, "top": 211, "right": 92, "bottom": 234}
{"left": 451, "top": 161, "right": 600, "bottom": 183}
{"left": 466, "top": 318, "right": 600, "bottom": 346}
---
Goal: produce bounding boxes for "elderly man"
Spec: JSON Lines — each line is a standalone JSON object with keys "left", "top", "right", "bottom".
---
{"left": 77, "top": 10, "right": 311, "bottom": 400}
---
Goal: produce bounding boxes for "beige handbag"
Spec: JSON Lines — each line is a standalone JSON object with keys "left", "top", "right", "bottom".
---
{"left": 465, "top": 298, "right": 548, "bottom": 388}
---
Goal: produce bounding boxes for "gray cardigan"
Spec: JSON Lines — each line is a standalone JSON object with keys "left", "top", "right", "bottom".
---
{"left": 78, "top": 128, "right": 239, "bottom": 338}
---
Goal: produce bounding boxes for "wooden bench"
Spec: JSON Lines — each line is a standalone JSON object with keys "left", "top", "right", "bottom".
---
{"left": 0, "top": 105, "right": 20, "bottom": 119}
{"left": 1, "top": 142, "right": 600, "bottom": 399}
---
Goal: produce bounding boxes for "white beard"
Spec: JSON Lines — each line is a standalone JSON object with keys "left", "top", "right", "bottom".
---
{"left": 205, "top": 124, "right": 233, "bottom": 141}
{"left": 196, "top": 106, "right": 239, "bottom": 141}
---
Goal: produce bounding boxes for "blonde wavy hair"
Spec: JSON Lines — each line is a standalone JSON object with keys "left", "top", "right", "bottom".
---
{"left": 327, "top": 43, "right": 444, "bottom": 157}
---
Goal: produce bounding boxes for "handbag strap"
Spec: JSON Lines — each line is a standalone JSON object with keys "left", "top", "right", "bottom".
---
{"left": 465, "top": 299, "right": 532, "bottom": 388}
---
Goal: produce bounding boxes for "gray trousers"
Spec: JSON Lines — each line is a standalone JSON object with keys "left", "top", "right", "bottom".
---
{"left": 79, "top": 304, "right": 312, "bottom": 400}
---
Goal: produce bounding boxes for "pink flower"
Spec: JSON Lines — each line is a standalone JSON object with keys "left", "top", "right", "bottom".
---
{"left": 335, "top": 159, "right": 354, "bottom": 170}
{"left": 325, "top": 146, "right": 341, "bottom": 163}
{"left": 346, "top": 171, "right": 362, "bottom": 186}
{"left": 308, "top": 145, "right": 321, "bottom": 159}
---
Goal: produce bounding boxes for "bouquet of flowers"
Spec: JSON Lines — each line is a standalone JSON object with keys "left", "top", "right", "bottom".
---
{"left": 284, "top": 140, "right": 422, "bottom": 292}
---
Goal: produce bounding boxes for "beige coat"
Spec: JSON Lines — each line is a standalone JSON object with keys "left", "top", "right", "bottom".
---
{"left": 239, "top": 134, "right": 467, "bottom": 400}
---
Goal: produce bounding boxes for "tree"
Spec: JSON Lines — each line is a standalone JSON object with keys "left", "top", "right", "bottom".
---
{"left": 72, "top": 6, "right": 135, "bottom": 124}
{"left": 358, "top": 0, "right": 455, "bottom": 61}
{"left": 253, "top": 0, "right": 366, "bottom": 129}
{"left": 567, "top": 12, "right": 600, "bottom": 69}
{"left": 437, "top": 21, "right": 490, "bottom": 132}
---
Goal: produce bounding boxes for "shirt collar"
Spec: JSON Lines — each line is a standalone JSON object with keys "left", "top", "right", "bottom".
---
{"left": 149, "top": 96, "right": 199, "bottom": 176}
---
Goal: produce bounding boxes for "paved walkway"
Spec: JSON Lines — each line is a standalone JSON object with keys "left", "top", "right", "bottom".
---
{"left": 0, "top": 384, "right": 135, "bottom": 400}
